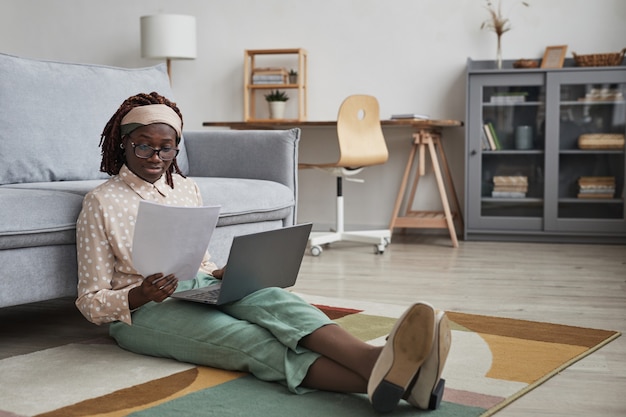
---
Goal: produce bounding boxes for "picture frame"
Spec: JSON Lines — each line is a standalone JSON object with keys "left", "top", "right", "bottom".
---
{"left": 541, "top": 45, "right": 568, "bottom": 68}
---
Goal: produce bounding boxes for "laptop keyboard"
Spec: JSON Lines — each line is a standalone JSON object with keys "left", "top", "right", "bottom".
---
{"left": 186, "top": 287, "right": 220, "bottom": 303}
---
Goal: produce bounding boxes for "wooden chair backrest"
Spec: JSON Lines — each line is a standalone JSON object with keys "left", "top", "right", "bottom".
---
{"left": 336, "top": 95, "right": 389, "bottom": 168}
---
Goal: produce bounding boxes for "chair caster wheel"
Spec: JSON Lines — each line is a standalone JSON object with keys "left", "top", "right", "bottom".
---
{"left": 375, "top": 244, "right": 385, "bottom": 254}
{"left": 310, "top": 245, "right": 323, "bottom": 256}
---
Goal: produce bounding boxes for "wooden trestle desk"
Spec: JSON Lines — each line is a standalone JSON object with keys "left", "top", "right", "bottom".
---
{"left": 203, "top": 119, "right": 464, "bottom": 248}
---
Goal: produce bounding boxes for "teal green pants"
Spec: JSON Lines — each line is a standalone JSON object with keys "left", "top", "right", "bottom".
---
{"left": 109, "top": 274, "right": 333, "bottom": 394}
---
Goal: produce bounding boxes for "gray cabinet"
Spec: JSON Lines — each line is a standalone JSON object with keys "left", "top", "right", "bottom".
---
{"left": 465, "top": 58, "right": 626, "bottom": 243}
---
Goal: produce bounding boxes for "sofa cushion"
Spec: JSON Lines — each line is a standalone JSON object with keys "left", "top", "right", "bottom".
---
{"left": 2, "top": 180, "right": 107, "bottom": 196}
{"left": 0, "top": 52, "right": 189, "bottom": 185}
{"left": 4, "top": 177, "right": 295, "bottom": 226}
{"left": 0, "top": 176, "right": 294, "bottom": 250}
{"left": 190, "top": 177, "right": 295, "bottom": 226}
{"left": 0, "top": 188, "right": 84, "bottom": 249}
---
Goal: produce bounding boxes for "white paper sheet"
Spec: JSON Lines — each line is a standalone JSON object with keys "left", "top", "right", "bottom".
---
{"left": 132, "top": 201, "right": 221, "bottom": 281}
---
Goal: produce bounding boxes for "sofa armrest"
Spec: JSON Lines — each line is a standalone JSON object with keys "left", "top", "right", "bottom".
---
{"left": 183, "top": 128, "right": 299, "bottom": 184}
{"left": 182, "top": 128, "right": 300, "bottom": 221}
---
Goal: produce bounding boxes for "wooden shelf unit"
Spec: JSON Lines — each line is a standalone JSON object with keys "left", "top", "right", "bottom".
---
{"left": 244, "top": 48, "right": 307, "bottom": 122}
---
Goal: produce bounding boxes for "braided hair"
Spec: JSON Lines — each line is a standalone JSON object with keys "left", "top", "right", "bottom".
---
{"left": 99, "top": 92, "right": 185, "bottom": 188}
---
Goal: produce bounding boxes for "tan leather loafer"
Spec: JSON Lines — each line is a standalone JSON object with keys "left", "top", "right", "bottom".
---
{"left": 367, "top": 302, "right": 435, "bottom": 413}
{"left": 404, "top": 310, "right": 452, "bottom": 410}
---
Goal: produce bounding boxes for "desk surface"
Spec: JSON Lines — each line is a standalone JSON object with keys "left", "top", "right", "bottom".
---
{"left": 202, "top": 119, "right": 463, "bottom": 129}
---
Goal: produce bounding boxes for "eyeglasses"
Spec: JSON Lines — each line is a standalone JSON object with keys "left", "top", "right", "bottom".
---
{"left": 129, "top": 142, "right": 179, "bottom": 161}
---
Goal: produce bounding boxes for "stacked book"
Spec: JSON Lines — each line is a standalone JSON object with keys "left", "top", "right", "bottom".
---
{"left": 390, "top": 113, "right": 430, "bottom": 120}
{"left": 579, "top": 88, "right": 624, "bottom": 102}
{"left": 489, "top": 92, "right": 528, "bottom": 104}
{"left": 492, "top": 176, "right": 528, "bottom": 198}
{"left": 252, "top": 68, "right": 287, "bottom": 84}
{"left": 577, "top": 177, "right": 615, "bottom": 199}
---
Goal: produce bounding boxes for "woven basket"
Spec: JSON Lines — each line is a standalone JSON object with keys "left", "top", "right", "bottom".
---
{"left": 572, "top": 48, "right": 626, "bottom": 67}
{"left": 578, "top": 133, "right": 625, "bottom": 149}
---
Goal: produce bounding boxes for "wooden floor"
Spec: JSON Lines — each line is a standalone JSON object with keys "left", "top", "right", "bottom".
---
{"left": 2, "top": 235, "right": 625, "bottom": 416}
{"left": 294, "top": 235, "right": 626, "bottom": 417}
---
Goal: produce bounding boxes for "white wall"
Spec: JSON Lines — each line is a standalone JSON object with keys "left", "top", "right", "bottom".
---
{"left": 2, "top": 0, "right": 625, "bottom": 231}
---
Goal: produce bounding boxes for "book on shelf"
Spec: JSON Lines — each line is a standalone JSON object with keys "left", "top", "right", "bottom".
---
{"left": 480, "top": 128, "right": 491, "bottom": 150}
{"left": 487, "top": 123, "right": 502, "bottom": 150}
{"left": 577, "top": 193, "right": 614, "bottom": 199}
{"left": 490, "top": 92, "right": 528, "bottom": 104}
{"left": 493, "top": 176, "right": 528, "bottom": 186}
{"left": 390, "top": 113, "right": 430, "bottom": 120}
{"left": 578, "top": 88, "right": 624, "bottom": 102}
{"left": 483, "top": 123, "right": 497, "bottom": 150}
{"left": 252, "top": 67, "right": 287, "bottom": 75}
{"left": 252, "top": 79, "right": 286, "bottom": 85}
{"left": 577, "top": 176, "right": 615, "bottom": 199}
{"left": 491, "top": 191, "right": 527, "bottom": 198}
{"left": 578, "top": 176, "right": 615, "bottom": 187}
{"left": 252, "top": 74, "right": 285, "bottom": 80}
{"left": 492, "top": 175, "right": 529, "bottom": 197}
{"left": 578, "top": 189, "right": 615, "bottom": 194}
{"left": 251, "top": 67, "right": 288, "bottom": 84}
{"left": 483, "top": 122, "right": 502, "bottom": 150}
{"left": 492, "top": 185, "right": 528, "bottom": 192}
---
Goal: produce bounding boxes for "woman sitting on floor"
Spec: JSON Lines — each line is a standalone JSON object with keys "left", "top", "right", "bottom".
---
{"left": 75, "top": 91, "right": 451, "bottom": 413}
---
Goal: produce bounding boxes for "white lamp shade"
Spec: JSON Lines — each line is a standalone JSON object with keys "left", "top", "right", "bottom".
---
{"left": 141, "top": 14, "right": 197, "bottom": 60}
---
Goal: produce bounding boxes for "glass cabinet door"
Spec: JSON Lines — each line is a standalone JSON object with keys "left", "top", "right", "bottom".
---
{"left": 546, "top": 70, "right": 626, "bottom": 233}
{"left": 467, "top": 59, "right": 626, "bottom": 242}
{"left": 467, "top": 73, "right": 546, "bottom": 231}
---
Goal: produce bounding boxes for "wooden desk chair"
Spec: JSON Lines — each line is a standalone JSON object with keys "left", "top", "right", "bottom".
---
{"left": 299, "top": 95, "right": 391, "bottom": 256}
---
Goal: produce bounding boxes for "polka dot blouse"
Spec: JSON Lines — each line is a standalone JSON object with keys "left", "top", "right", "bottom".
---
{"left": 75, "top": 165, "right": 218, "bottom": 325}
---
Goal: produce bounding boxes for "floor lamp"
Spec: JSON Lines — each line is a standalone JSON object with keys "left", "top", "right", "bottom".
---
{"left": 140, "top": 14, "right": 197, "bottom": 81}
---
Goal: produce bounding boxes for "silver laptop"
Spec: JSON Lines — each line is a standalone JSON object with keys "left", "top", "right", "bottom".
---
{"left": 172, "top": 223, "right": 312, "bottom": 305}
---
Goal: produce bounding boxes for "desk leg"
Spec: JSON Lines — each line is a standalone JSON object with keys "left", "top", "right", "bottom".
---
{"left": 435, "top": 134, "right": 464, "bottom": 234}
{"left": 407, "top": 133, "right": 425, "bottom": 213}
{"left": 426, "top": 135, "right": 459, "bottom": 248}
{"left": 389, "top": 129, "right": 461, "bottom": 248}
{"left": 390, "top": 135, "right": 418, "bottom": 232}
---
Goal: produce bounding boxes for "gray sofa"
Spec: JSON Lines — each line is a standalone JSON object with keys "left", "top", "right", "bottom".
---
{"left": 0, "top": 52, "right": 300, "bottom": 308}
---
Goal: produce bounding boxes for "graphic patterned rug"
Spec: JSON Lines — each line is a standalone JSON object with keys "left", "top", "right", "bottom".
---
{"left": 0, "top": 294, "right": 620, "bottom": 417}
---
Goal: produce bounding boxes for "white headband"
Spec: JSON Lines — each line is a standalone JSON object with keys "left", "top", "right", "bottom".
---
{"left": 120, "top": 104, "right": 182, "bottom": 139}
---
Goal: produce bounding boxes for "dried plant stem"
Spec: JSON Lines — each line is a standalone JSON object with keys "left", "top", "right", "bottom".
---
{"left": 497, "top": 36, "right": 502, "bottom": 69}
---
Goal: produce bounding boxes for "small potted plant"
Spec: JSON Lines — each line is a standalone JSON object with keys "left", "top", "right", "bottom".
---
{"left": 264, "top": 90, "right": 289, "bottom": 119}
{"left": 288, "top": 69, "right": 298, "bottom": 84}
